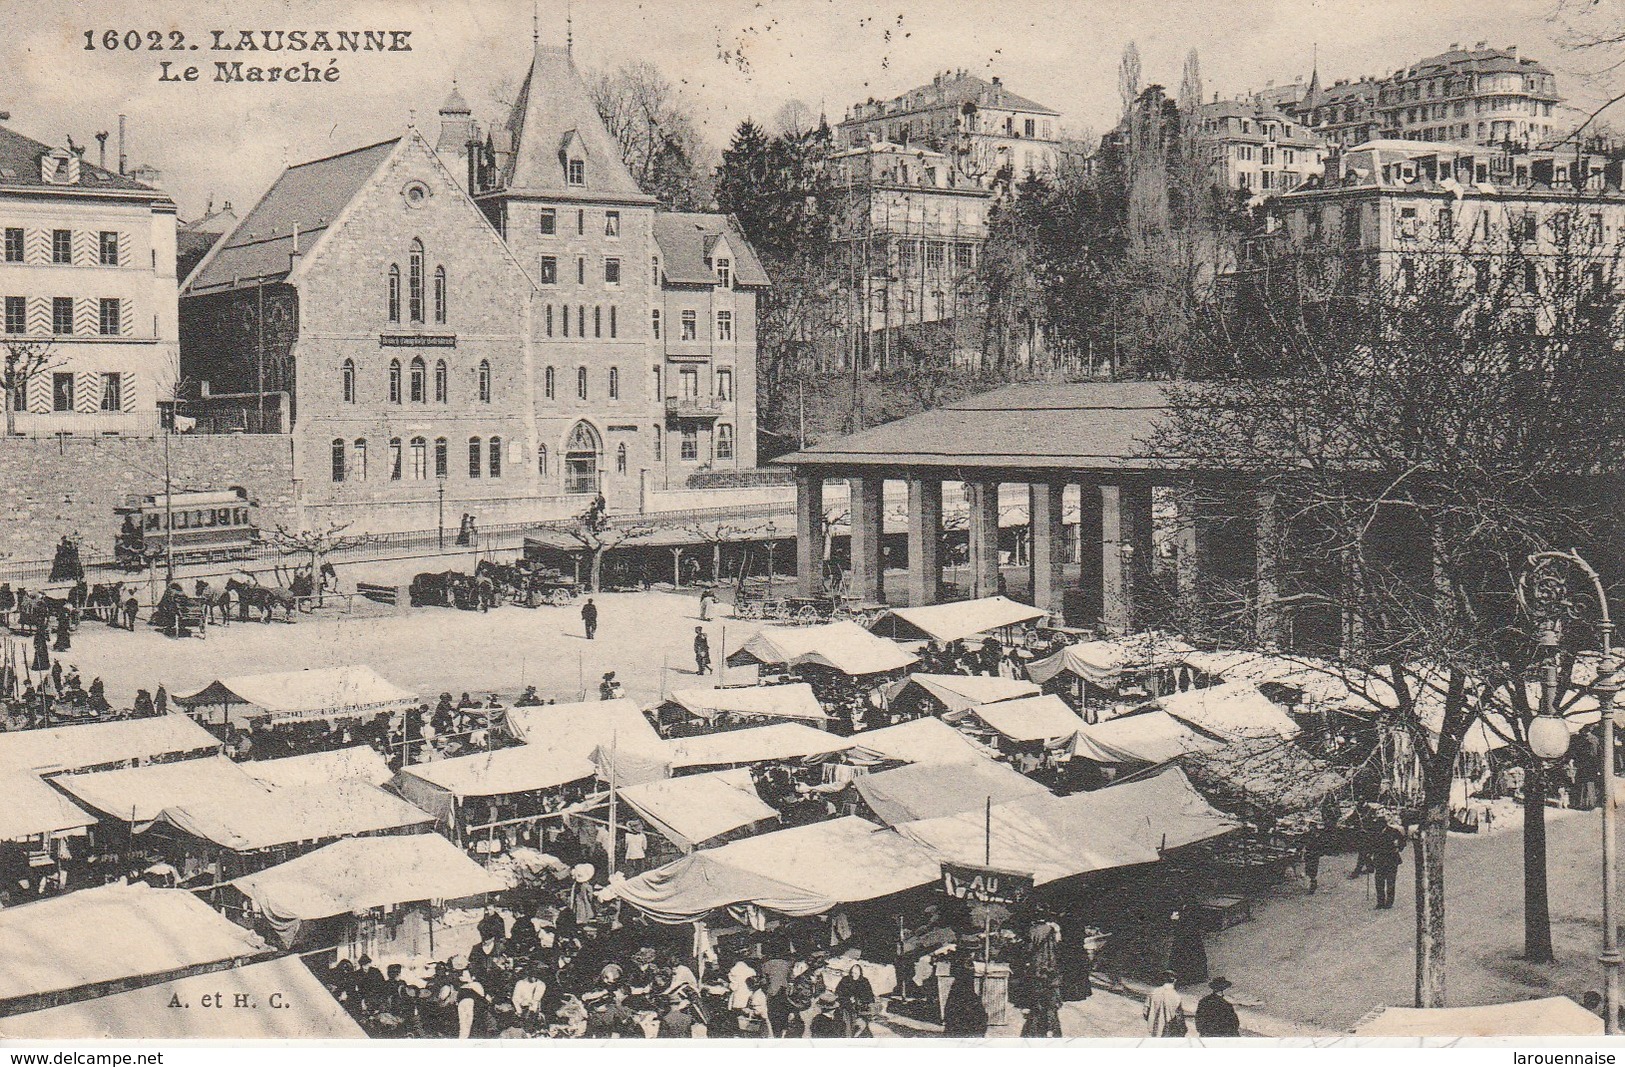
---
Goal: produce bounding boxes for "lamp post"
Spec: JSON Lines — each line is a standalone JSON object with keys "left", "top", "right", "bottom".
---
{"left": 437, "top": 475, "right": 446, "bottom": 551}
{"left": 1521, "top": 549, "right": 1621, "bottom": 1033}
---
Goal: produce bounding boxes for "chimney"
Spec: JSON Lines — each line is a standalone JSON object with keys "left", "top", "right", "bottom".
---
{"left": 117, "top": 114, "right": 126, "bottom": 175}
{"left": 95, "top": 131, "right": 107, "bottom": 170}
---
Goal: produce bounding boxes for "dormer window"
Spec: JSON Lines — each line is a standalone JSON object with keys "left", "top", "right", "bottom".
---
{"left": 40, "top": 149, "right": 79, "bottom": 186}
{"left": 568, "top": 159, "right": 585, "bottom": 186}
{"left": 715, "top": 258, "right": 731, "bottom": 288}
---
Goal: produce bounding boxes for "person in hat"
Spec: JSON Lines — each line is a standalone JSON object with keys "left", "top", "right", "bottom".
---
{"left": 581, "top": 597, "right": 598, "bottom": 640}
{"left": 1372, "top": 817, "right": 1406, "bottom": 909}
{"left": 941, "top": 952, "right": 989, "bottom": 1037}
{"left": 1194, "top": 977, "right": 1240, "bottom": 1037}
{"left": 599, "top": 672, "right": 617, "bottom": 701}
{"left": 1145, "top": 970, "right": 1184, "bottom": 1037}
{"left": 659, "top": 991, "right": 699, "bottom": 1038}
{"left": 694, "top": 626, "right": 711, "bottom": 675}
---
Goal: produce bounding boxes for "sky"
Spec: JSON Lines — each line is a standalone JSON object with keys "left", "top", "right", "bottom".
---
{"left": 2, "top": 0, "right": 1620, "bottom": 220}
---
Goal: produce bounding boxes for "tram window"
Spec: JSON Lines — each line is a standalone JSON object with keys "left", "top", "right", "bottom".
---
{"left": 194, "top": 510, "right": 205, "bottom": 528}
{"left": 238, "top": 508, "right": 249, "bottom": 525}
{"left": 145, "top": 514, "right": 160, "bottom": 531}
{"left": 218, "top": 508, "right": 231, "bottom": 525}
{"left": 203, "top": 511, "right": 215, "bottom": 527}
{"left": 175, "top": 512, "right": 188, "bottom": 530}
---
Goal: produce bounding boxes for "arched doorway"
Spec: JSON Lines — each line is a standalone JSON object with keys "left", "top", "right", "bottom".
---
{"left": 564, "top": 421, "right": 602, "bottom": 494}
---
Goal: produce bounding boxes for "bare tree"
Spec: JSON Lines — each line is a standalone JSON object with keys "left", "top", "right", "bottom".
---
{"left": 773, "top": 99, "right": 815, "bottom": 138}
{"left": 563, "top": 496, "right": 653, "bottom": 593}
{"left": 1118, "top": 41, "right": 1142, "bottom": 122}
{"left": 681, "top": 518, "right": 776, "bottom": 583}
{"left": 0, "top": 340, "right": 61, "bottom": 437}
{"left": 588, "top": 61, "right": 708, "bottom": 209}
{"left": 266, "top": 521, "right": 374, "bottom": 606}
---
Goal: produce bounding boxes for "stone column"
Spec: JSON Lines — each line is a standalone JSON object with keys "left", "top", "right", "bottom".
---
{"left": 1255, "top": 489, "right": 1285, "bottom": 649}
{"left": 1174, "top": 485, "right": 1207, "bottom": 602}
{"left": 795, "top": 472, "right": 823, "bottom": 597}
{"left": 849, "top": 476, "right": 885, "bottom": 602}
{"left": 1075, "top": 481, "right": 1104, "bottom": 624}
{"left": 906, "top": 476, "right": 942, "bottom": 607}
{"left": 967, "top": 480, "right": 1001, "bottom": 598}
{"left": 1029, "top": 482, "right": 1066, "bottom": 618}
{"left": 1101, "top": 481, "right": 1153, "bottom": 634}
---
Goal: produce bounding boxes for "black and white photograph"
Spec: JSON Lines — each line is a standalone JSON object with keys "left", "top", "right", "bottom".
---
{"left": 2, "top": 0, "right": 1625, "bottom": 1048}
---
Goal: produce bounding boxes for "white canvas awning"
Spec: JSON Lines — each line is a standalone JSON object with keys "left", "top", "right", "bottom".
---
{"left": 397, "top": 743, "right": 598, "bottom": 803}
{"left": 606, "top": 816, "right": 943, "bottom": 921}
{"left": 242, "top": 745, "right": 394, "bottom": 790}
{"left": 882, "top": 674, "right": 1040, "bottom": 714}
{"left": 845, "top": 716, "right": 1000, "bottom": 766}
{"left": 853, "top": 758, "right": 1049, "bottom": 825}
{"left": 873, "top": 596, "right": 1048, "bottom": 643}
{"left": 729, "top": 621, "right": 918, "bottom": 676}
{"left": 0, "top": 955, "right": 365, "bottom": 1040}
{"left": 1071, "top": 710, "right": 1224, "bottom": 765}
{"left": 174, "top": 665, "right": 417, "bottom": 725}
{"left": 153, "top": 780, "right": 433, "bottom": 853}
{"left": 505, "top": 698, "right": 664, "bottom": 757}
{"left": 669, "top": 684, "right": 827, "bottom": 722}
{"left": 0, "top": 773, "right": 96, "bottom": 841}
{"left": 1150, "top": 682, "right": 1301, "bottom": 742}
{"left": 0, "top": 883, "right": 266, "bottom": 1005}
{"left": 664, "top": 722, "right": 853, "bottom": 770}
{"left": 617, "top": 769, "right": 780, "bottom": 850}
{"left": 1026, "top": 635, "right": 1196, "bottom": 687}
{"left": 1352, "top": 997, "right": 1602, "bottom": 1037}
{"left": 231, "top": 834, "right": 506, "bottom": 923}
{"left": 52, "top": 756, "right": 270, "bottom": 827}
{"left": 0, "top": 715, "right": 221, "bottom": 776}
{"left": 958, "top": 694, "right": 1087, "bottom": 743}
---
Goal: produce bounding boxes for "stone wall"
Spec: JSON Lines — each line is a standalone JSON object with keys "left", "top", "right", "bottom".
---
{"left": 0, "top": 434, "right": 296, "bottom": 562}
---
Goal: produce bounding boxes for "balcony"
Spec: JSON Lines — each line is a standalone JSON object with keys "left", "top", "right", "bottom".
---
{"left": 665, "top": 396, "right": 724, "bottom": 420}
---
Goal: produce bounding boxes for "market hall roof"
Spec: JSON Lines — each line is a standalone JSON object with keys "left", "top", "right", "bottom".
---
{"left": 776, "top": 381, "right": 1177, "bottom": 473}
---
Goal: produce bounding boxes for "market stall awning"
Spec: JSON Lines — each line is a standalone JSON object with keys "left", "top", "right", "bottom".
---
{"left": 882, "top": 674, "right": 1040, "bottom": 714}
{"left": 242, "top": 745, "right": 395, "bottom": 790}
{"left": 871, "top": 596, "right": 1048, "bottom": 643}
{"left": 957, "top": 694, "right": 1086, "bottom": 743}
{"left": 231, "top": 834, "right": 506, "bottom": 923}
{"left": 505, "top": 698, "right": 664, "bottom": 761}
{"left": 152, "top": 780, "right": 433, "bottom": 853}
{"left": 1026, "top": 634, "right": 1196, "bottom": 687}
{"left": 1352, "top": 997, "right": 1602, "bottom": 1037}
{"left": 845, "top": 716, "right": 1000, "bottom": 766}
{"left": 1149, "top": 682, "right": 1301, "bottom": 742}
{"left": 0, "top": 714, "right": 221, "bottom": 776}
{"left": 897, "top": 768, "right": 1235, "bottom": 885}
{"left": 852, "top": 758, "right": 1049, "bottom": 825}
{"left": 1176, "top": 650, "right": 1377, "bottom": 709}
{"left": 1071, "top": 710, "right": 1224, "bottom": 765}
{"left": 0, "top": 773, "right": 96, "bottom": 841}
{"left": 728, "top": 621, "right": 918, "bottom": 676}
{"left": 616, "top": 768, "right": 780, "bottom": 850}
{"left": 607, "top": 816, "right": 943, "bottom": 921}
{"left": 396, "top": 742, "right": 598, "bottom": 804}
{"left": 173, "top": 665, "right": 417, "bottom": 724}
{"left": 0, "top": 955, "right": 364, "bottom": 1040}
{"left": 664, "top": 722, "right": 853, "bottom": 770}
{"left": 52, "top": 755, "right": 270, "bottom": 827}
{"left": 0, "top": 883, "right": 266, "bottom": 1006}
{"left": 669, "top": 684, "right": 827, "bottom": 722}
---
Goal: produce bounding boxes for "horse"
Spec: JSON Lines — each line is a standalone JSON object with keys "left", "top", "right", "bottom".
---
{"left": 226, "top": 576, "right": 297, "bottom": 623}
{"left": 193, "top": 580, "right": 233, "bottom": 626}
{"left": 86, "top": 582, "right": 124, "bottom": 624}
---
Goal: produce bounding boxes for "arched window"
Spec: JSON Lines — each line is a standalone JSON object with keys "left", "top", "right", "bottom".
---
{"left": 544, "top": 366, "right": 556, "bottom": 399}
{"left": 653, "top": 426, "right": 661, "bottom": 461}
{"left": 434, "top": 437, "right": 448, "bottom": 479}
{"left": 389, "top": 437, "right": 403, "bottom": 481}
{"left": 388, "top": 359, "right": 402, "bottom": 404}
{"left": 478, "top": 360, "right": 492, "bottom": 403}
{"left": 608, "top": 366, "right": 619, "bottom": 399}
{"left": 433, "top": 266, "right": 447, "bottom": 324}
{"left": 409, "top": 356, "right": 426, "bottom": 403}
{"left": 410, "top": 436, "right": 428, "bottom": 479}
{"left": 468, "top": 437, "right": 482, "bottom": 479}
{"left": 408, "top": 239, "right": 425, "bottom": 323}
{"left": 564, "top": 421, "right": 601, "bottom": 494}
{"left": 434, "top": 359, "right": 448, "bottom": 403}
{"left": 341, "top": 359, "right": 355, "bottom": 404}
{"left": 489, "top": 435, "right": 503, "bottom": 478}
{"left": 717, "top": 423, "right": 735, "bottom": 460}
{"left": 537, "top": 443, "right": 548, "bottom": 477}
{"left": 576, "top": 366, "right": 588, "bottom": 400}
{"left": 594, "top": 305, "right": 602, "bottom": 338}
{"left": 616, "top": 442, "right": 628, "bottom": 474}
{"left": 330, "top": 439, "right": 346, "bottom": 482}
{"left": 353, "top": 439, "right": 368, "bottom": 481}
{"left": 387, "top": 265, "right": 400, "bottom": 322}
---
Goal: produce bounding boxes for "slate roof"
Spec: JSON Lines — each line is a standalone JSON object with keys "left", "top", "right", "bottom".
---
{"left": 183, "top": 138, "right": 399, "bottom": 294}
{"left": 875, "top": 73, "right": 1059, "bottom": 119}
{"left": 0, "top": 125, "right": 170, "bottom": 200}
{"left": 654, "top": 212, "right": 770, "bottom": 288}
{"left": 777, "top": 381, "right": 1178, "bottom": 471}
{"left": 498, "top": 45, "right": 653, "bottom": 201}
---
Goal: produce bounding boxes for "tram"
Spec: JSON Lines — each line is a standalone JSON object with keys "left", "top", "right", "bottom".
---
{"left": 114, "top": 488, "right": 260, "bottom": 570}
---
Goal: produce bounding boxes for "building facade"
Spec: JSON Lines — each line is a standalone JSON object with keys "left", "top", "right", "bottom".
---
{"left": 0, "top": 125, "right": 178, "bottom": 436}
{"left": 838, "top": 70, "right": 1061, "bottom": 186}
{"left": 1196, "top": 100, "right": 1326, "bottom": 193}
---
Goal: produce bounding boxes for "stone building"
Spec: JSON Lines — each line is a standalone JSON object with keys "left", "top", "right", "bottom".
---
{"left": 0, "top": 124, "right": 178, "bottom": 436}
{"left": 1195, "top": 99, "right": 1326, "bottom": 194}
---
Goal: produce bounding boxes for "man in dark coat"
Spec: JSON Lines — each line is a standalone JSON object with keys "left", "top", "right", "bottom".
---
{"left": 1372, "top": 819, "right": 1406, "bottom": 909}
{"left": 693, "top": 626, "right": 711, "bottom": 675}
{"left": 1194, "top": 977, "right": 1240, "bottom": 1037}
{"left": 581, "top": 597, "right": 598, "bottom": 640}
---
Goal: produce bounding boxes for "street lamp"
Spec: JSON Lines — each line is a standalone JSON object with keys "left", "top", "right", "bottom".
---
{"left": 1520, "top": 549, "right": 1622, "bottom": 1033}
